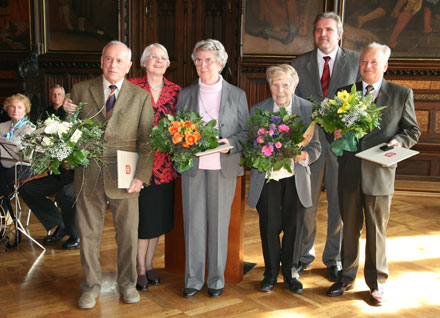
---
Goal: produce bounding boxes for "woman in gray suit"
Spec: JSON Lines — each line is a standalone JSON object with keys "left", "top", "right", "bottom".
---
{"left": 247, "top": 64, "right": 321, "bottom": 294}
{"left": 177, "top": 39, "right": 249, "bottom": 298}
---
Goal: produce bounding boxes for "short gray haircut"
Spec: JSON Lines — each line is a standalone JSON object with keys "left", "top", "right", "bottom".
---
{"left": 50, "top": 84, "right": 65, "bottom": 95}
{"left": 365, "top": 42, "right": 391, "bottom": 62}
{"left": 140, "top": 43, "right": 170, "bottom": 67}
{"left": 191, "top": 39, "right": 228, "bottom": 71}
{"left": 101, "top": 40, "right": 132, "bottom": 61}
{"left": 314, "top": 12, "right": 343, "bottom": 35}
{"left": 266, "top": 64, "right": 299, "bottom": 87}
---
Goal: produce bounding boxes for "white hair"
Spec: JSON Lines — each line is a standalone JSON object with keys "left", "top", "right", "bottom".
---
{"left": 365, "top": 42, "right": 391, "bottom": 61}
{"left": 101, "top": 40, "right": 132, "bottom": 61}
{"left": 140, "top": 43, "right": 170, "bottom": 67}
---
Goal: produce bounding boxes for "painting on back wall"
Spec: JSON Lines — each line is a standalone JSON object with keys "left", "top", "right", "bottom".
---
{"left": 0, "top": 0, "right": 31, "bottom": 52}
{"left": 341, "top": 0, "right": 440, "bottom": 58}
{"left": 44, "top": 0, "right": 119, "bottom": 53}
{"left": 242, "top": 0, "right": 326, "bottom": 56}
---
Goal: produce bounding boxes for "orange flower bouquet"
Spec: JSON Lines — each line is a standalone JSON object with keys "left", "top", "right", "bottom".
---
{"left": 151, "top": 110, "right": 219, "bottom": 173}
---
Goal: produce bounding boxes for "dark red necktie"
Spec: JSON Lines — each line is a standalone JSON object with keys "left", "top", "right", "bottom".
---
{"left": 321, "top": 56, "right": 331, "bottom": 98}
{"left": 106, "top": 84, "right": 117, "bottom": 120}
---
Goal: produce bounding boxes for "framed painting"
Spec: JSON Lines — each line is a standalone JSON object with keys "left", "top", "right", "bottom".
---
{"left": 43, "top": 0, "right": 120, "bottom": 53}
{"left": 0, "top": 0, "right": 31, "bottom": 52}
{"left": 340, "top": 0, "right": 440, "bottom": 59}
{"left": 241, "top": 0, "right": 328, "bottom": 56}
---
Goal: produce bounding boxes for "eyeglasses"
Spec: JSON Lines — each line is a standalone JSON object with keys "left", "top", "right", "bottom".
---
{"left": 194, "top": 57, "right": 218, "bottom": 66}
{"left": 148, "top": 54, "right": 168, "bottom": 62}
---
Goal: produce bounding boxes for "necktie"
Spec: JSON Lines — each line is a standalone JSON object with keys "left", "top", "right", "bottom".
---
{"left": 106, "top": 84, "right": 117, "bottom": 120}
{"left": 365, "top": 84, "right": 374, "bottom": 96}
{"left": 320, "top": 56, "right": 331, "bottom": 98}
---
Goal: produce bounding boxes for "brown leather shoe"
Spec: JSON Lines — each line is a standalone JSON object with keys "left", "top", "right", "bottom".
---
{"left": 326, "top": 281, "right": 353, "bottom": 297}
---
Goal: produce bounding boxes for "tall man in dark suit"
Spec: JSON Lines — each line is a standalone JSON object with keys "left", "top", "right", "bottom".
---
{"left": 291, "top": 12, "right": 361, "bottom": 280}
{"left": 63, "top": 41, "right": 154, "bottom": 309}
{"left": 326, "top": 43, "right": 421, "bottom": 306}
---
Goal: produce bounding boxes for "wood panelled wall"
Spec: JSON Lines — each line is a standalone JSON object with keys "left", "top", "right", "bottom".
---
{"left": 0, "top": 0, "right": 438, "bottom": 182}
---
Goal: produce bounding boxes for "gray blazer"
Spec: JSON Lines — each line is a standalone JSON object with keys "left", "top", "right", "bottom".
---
{"left": 247, "top": 95, "right": 321, "bottom": 209}
{"left": 338, "top": 80, "right": 421, "bottom": 196}
{"left": 292, "top": 47, "right": 361, "bottom": 102}
{"left": 177, "top": 79, "right": 250, "bottom": 178}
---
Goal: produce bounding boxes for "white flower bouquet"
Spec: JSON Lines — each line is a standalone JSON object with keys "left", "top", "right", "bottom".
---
{"left": 20, "top": 102, "right": 106, "bottom": 175}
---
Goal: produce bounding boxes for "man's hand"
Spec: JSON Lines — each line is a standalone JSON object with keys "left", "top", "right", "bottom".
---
{"left": 387, "top": 138, "right": 401, "bottom": 147}
{"left": 334, "top": 129, "right": 342, "bottom": 140}
{"left": 63, "top": 98, "right": 78, "bottom": 114}
{"left": 127, "top": 178, "right": 143, "bottom": 194}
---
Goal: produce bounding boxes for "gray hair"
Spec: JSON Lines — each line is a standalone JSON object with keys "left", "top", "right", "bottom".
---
{"left": 140, "top": 43, "right": 170, "bottom": 67}
{"left": 365, "top": 42, "right": 391, "bottom": 62}
{"left": 50, "top": 84, "right": 65, "bottom": 95}
{"left": 101, "top": 40, "right": 132, "bottom": 61}
{"left": 266, "top": 64, "right": 299, "bottom": 87}
{"left": 191, "top": 39, "right": 228, "bottom": 71}
{"left": 313, "top": 12, "right": 343, "bottom": 35}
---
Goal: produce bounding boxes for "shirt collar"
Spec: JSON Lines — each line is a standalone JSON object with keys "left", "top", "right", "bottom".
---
{"left": 317, "top": 47, "right": 338, "bottom": 61}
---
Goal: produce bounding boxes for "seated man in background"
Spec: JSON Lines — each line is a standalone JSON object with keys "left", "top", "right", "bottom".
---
{"left": 41, "top": 84, "right": 67, "bottom": 121}
{"left": 19, "top": 167, "right": 79, "bottom": 249}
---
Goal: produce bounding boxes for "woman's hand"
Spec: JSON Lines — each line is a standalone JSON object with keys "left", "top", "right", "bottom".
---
{"left": 334, "top": 129, "right": 342, "bottom": 140}
{"left": 218, "top": 138, "right": 230, "bottom": 153}
{"left": 294, "top": 151, "right": 308, "bottom": 163}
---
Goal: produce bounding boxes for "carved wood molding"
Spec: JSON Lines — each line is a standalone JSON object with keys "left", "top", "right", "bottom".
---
{"left": 414, "top": 93, "right": 440, "bottom": 101}
{"left": 39, "top": 61, "right": 101, "bottom": 69}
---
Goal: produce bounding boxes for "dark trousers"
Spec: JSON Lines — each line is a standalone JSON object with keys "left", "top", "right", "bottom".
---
{"left": 0, "top": 164, "right": 33, "bottom": 198}
{"left": 19, "top": 170, "right": 78, "bottom": 237}
{"left": 256, "top": 175, "right": 301, "bottom": 281}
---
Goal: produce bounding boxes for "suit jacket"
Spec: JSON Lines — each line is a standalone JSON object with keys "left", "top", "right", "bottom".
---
{"left": 176, "top": 79, "right": 250, "bottom": 178}
{"left": 338, "top": 80, "right": 421, "bottom": 196}
{"left": 70, "top": 76, "right": 154, "bottom": 199}
{"left": 292, "top": 47, "right": 361, "bottom": 102}
{"left": 292, "top": 47, "right": 361, "bottom": 171}
{"left": 247, "top": 95, "right": 321, "bottom": 209}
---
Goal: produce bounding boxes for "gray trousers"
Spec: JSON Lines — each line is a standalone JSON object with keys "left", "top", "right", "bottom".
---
{"left": 298, "top": 131, "right": 343, "bottom": 268}
{"left": 182, "top": 169, "right": 236, "bottom": 290}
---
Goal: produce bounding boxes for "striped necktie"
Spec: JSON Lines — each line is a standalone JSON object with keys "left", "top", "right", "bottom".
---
{"left": 365, "top": 84, "right": 374, "bottom": 96}
{"left": 320, "top": 56, "right": 331, "bottom": 98}
{"left": 106, "top": 84, "right": 117, "bottom": 120}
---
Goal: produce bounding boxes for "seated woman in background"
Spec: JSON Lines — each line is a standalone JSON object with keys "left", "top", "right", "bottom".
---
{"left": 0, "top": 93, "right": 35, "bottom": 200}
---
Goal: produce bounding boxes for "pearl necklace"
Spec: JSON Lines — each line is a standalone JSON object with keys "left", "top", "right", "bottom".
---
{"left": 150, "top": 81, "right": 164, "bottom": 91}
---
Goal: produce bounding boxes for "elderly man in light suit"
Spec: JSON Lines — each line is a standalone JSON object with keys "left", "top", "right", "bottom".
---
{"left": 64, "top": 40, "right": 154, "bottom": 309}
{"left": 177, "top": 39, "right": 249, "bottom": 298}
{"left": 248, "top": 64, "right": 321, "bottom": 294}
{"left": 327, "top": 43, "right": 421, "bottom": 306}
{"left": 291, "top": 12, "right": 361, "bottom": 280}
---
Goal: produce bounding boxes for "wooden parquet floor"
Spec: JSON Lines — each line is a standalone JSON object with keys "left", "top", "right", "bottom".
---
{"left": 1, "top": 184, "right": 440, "bottom": 317}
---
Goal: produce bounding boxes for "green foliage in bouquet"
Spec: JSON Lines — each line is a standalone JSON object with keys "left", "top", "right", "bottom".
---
{"left": 312, "top": 84, "right": 386, "bottom": 156}
{"left": 20, "top": 102, "right": 106, "bottom": 175}
{"left": 240, "top": 107, "right": 305, "bottom": 177}
{"left": 151, "top": 110, "right": 219, "bottom": 174}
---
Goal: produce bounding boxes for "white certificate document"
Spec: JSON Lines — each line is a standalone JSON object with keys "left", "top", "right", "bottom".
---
{"left": 355, "top": 143, "right": 419, "bottom": 167}
{"left": 195, "top": 144, "right": 234, "bottom": 157}
{"left": 117, "top": 150, "right": 138, "bottom": 188}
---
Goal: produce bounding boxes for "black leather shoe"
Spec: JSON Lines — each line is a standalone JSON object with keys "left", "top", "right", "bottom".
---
{"left": 43, "top": 226, "right": 66, "bottom": 244}
{"left": 285, "top": 278, "right": 303, "bottom": 294}
{"left": 207, "top": 288, "right": 223, "bottom": 297}
{"left": 297, "top": 262, "right": 311, "bottom": 274}
{"left": 326, "top": 281, "right": 353, "bottom": 297}
{"left": 136, "top": 274, "right": 148, "bottom": 291}
{"left": 183, "top": 288, "right": 198, "bottom": 298}
{"left": 328, "top": 265, "right": 340, "bottom": 282}
{"left": 260, "top": 278, "right": 276, "bottom": 292}
{"left": 146, "top": 269, "right": 160, "bottom": 285}
{"left": 61, "top": 236, "right": 80, "bottom": 250}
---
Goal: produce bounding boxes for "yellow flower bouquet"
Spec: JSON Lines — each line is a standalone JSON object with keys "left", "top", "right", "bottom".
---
{"left": 312, "top": 84, "right": 386, "bottom": 156}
